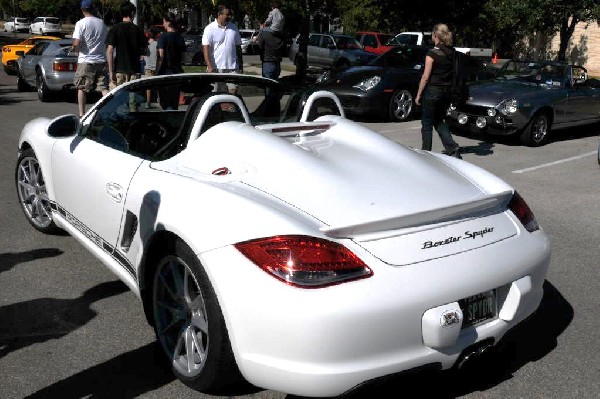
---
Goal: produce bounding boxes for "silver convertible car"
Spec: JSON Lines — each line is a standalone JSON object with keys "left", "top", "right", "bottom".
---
{"left": 447, "top": 60, "right": 600, "bottom": 146}
{"left": 15, "top": 73, "right": 550, "bottom": 397}
{"left": 16, "top": 38, "right": 77, "bottom": 102}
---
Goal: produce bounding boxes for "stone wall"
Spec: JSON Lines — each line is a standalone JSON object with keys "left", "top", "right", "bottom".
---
{"left": 549, "top": 21, "right": 600, "bottom": 77}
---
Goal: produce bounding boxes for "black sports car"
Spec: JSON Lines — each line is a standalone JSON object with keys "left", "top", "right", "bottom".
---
{"left": 310, "top": 44, "right": 486, "bottom": 122}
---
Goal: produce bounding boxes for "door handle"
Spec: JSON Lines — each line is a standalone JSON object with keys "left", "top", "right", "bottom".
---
{"left": 106, "top": 182, "right": 123, "bottom": 203}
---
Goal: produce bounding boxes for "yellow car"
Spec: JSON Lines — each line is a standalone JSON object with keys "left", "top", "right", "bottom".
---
{"left": 2, "top": 35, "right": 61, "bottom": 75}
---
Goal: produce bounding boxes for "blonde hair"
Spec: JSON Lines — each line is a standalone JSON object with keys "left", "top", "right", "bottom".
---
{"left": 432, "top": 23, "right": 453, "bottom": 46}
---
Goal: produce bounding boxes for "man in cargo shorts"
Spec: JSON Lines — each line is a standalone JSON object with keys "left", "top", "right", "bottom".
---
{"left": 72, "top": 0, "right": 109, "bottom": 117}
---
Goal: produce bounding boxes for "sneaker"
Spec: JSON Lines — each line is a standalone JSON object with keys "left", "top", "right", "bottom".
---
{"left": 145, "top": 102, "right": 151, "bottom": 109}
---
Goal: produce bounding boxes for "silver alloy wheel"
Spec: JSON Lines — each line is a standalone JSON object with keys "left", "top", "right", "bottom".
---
{"left": 153, "top": 255, "right": 209, "bottom": 378}
{"left": 16, "top": 154, "right": 54, "bottom": 229}
{"left": 389, "top": 90, "right": 413, "bottom": 121}
{"left": 530, "top": 114, "right": 548, "bottom": 144}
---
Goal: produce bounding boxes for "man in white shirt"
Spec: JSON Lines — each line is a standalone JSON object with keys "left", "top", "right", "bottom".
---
{"left": 72, "top": 0, "right": 109, "bottom": 117}
{"left": 202, "top": 4, "right": 243, "bottom": 93}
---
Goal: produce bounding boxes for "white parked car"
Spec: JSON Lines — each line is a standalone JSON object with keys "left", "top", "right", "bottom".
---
{"left": 15, "top": 73, "right": 551, "bottom": 397}
{"left": 29, "top": 16, "right": 62, "bottom": 35}
{"left": 4, "top": 17, "right": 31, "bottom": 33}
{"left": 239, "top": 28, "right": 260, "bottom": 54}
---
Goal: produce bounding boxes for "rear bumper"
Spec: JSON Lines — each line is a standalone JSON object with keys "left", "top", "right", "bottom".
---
{"left": 201, "top": 226, "right": 551, "bottom": 397}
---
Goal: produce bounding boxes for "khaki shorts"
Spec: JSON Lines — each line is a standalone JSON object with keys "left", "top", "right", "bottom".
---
{"left": 110, "top": 72, "right": 141, "bottom": 90}
{"left": 74, "top": 63, "right": 108, "bottom": 93}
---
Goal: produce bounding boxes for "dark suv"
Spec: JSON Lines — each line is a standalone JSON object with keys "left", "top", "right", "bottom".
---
{"left": 288, "top": 33, "right": 376, "bottom": 70}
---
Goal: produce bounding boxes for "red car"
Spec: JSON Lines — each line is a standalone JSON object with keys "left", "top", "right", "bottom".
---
{"left": 355, "top": 31, "right": 395, "bottom": 54}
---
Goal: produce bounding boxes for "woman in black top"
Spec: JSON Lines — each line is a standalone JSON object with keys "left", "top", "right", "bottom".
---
{"left": 415, "top": 23, "right": 461, "bottom": 158}
{"left": 156, "top": 13, "right": 186, "bottom": 110}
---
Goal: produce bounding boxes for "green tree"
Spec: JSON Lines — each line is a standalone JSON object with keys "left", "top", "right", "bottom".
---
{"left": 487, "top": 0, "right": 600, "bottom": 60}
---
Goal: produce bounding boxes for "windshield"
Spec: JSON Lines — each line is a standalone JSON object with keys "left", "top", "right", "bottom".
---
{"left": 335, "top": 36, "right": 363, "bottom": 50}
{"left": 240, "top": 31, "right": 255, "bottom": 39}
{"left": 369, "top": 46, "right": 426, "bottom": 67}
{"left": 495, "top": 61, "right": 566, "bottom": 85}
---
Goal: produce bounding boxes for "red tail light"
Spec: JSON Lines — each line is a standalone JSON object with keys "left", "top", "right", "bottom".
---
{"left": 235, "top": 235, "right": 373, "bottom": 288}
{"left": 53, "top": 62, "right": 77, "bottom": 72}
{"left": 508, "top": 191, "right": 539, "bottom": 232}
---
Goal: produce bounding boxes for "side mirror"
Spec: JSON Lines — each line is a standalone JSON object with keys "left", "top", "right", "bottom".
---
{"left": 16, "top": 50, "right": 25, "bottom": 56}
{"left": 328, "top": 44, "right": 336, "bottom": 50}
{"left": 574, "top": 72, "right": 587, "bottom": 85}
{"left": 46, "top": 114, "right": 80, "bottom": 138}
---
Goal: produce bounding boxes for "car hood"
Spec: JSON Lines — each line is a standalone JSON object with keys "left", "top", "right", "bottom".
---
{"left": 164, "top": 120, "right": 511, "bottom": 236}
{"left": 318, "top": 65, "right": 407, "bottom": 86}
{"left": 467, "top": 80, "right": 549, "bottom": 105}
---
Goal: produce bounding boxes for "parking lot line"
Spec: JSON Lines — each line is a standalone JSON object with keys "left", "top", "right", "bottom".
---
{"left": 512, "top": 151, "right": 596, "bottom": 174}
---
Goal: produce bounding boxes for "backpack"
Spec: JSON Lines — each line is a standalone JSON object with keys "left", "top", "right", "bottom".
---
{"left": 450, "top": 49, "right": 470, "bottom": 106}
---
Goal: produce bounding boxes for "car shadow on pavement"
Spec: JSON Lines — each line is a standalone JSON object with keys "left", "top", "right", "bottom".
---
{"left": 288, "top": 280, "right": 573, "bottom": 399}
{"left": 0, "top": 280, "right": 129, "bottom": 360}
{"left": 0, "top": 248, "right": 63, "bottom": 274}
{"left": 0, "top": 86, "right": 37, "bottom": 105}
{"left": 23, "top": 343, "right": 177, "bottom": 399}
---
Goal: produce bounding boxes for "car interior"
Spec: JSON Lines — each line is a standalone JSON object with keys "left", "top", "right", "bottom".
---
{"left": 82, "top": 76, "right": 339, "bottom": 161}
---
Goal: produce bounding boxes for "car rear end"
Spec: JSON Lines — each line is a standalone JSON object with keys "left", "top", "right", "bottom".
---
{"left": 44, "top": 45, "right": 78, "bottom": 92}
{"left": 11, "top": 18, "right": 31, "bottom": 32}
{"left": 188, "top": 120, "right": 551, "bottom": 397}
{"left": 41, "top": 17, "right": 62, "bottom": 35}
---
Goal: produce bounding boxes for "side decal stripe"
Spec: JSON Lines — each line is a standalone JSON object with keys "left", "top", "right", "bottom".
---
{"left": 52, "top": 201, "right": 137, "bottom": 280}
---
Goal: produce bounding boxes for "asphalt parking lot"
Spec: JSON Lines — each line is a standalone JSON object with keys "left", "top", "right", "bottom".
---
{"left": 1, "top": 31, "right": 599, "bottom": 398}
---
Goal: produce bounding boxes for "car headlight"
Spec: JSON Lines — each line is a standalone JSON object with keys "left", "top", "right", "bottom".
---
{"left": 500, "top": 99, "right": 518, "bottom": 114}
{"left": 353, "top": 75, "right": 381, "bottom": 92}
{"left": 316, "top": 70, "right": 331, "bottom": 84}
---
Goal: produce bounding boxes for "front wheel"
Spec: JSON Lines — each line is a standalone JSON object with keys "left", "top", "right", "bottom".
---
{"left": 520, "top": 112, "right": 550, "bottom": 146}
{"left": 15, "top": 148, "right": 60, "bottom": 234}
{"left": 152, "top": 239, "right": 243, "bottom": 392}
{"left": 388, "top": 89, "right": 414, "bottom": 122}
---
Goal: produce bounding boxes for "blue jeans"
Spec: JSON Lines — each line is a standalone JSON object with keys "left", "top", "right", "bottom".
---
{"left": 262, "top": 61, "right": 281, "bottom": 80}
{"left": 421, "top": 85, "right": 459, "bottom": 153}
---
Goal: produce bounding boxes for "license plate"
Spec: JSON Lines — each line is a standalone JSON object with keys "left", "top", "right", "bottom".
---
{"left": 459, "top": 290, "right": 497, "bottom": 328}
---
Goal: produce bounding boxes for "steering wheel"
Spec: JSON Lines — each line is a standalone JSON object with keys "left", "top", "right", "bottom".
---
{"left": 126, "top": 120, "right": 171, "bottom": 155}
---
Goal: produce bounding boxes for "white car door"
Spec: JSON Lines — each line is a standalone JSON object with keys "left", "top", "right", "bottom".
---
{"left": 51, "top": 136, "right": 144, "bottom": 251}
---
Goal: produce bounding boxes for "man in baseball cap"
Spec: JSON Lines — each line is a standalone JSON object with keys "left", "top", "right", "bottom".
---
{"left": 72, "top": 0, "right": 109, "bottom": 116}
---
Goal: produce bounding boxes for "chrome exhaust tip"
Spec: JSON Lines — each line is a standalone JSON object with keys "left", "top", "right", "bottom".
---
{"left": 456, "top": 338, "right": 495, "bottom": 370}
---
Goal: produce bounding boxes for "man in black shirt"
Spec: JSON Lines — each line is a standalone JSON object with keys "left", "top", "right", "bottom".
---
{"left": 106, "top": 1, "right": 148, "bottom": 90}
{"left": 257, "top": 29, "right": 283, "bottom": 80}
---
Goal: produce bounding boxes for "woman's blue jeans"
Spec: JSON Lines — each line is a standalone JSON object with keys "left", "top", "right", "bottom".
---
{"left": 420, "top": 85, "right": 459, "bottom": 152}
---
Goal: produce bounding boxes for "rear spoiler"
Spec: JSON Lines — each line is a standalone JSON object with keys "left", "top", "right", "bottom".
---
{"left": 320, "top": 190, "right": 514, "bottom": 239}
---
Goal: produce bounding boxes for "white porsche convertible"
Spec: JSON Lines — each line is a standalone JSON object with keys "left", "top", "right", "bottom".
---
{"left": 15, "top": 74, "right": 551, "bottom": 397}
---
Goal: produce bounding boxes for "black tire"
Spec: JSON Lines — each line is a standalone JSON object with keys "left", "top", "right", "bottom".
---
{"left": 388, "top": 89, "right": 414, "bottom": 122}
{"left": 4, "top": 65, "right": 16, "bottom": 76}
{"left": 17, "top": 74, "right": 30, "bottom": 92}
{"left": 520, "top": 112, "right": 550, "bottom": 147}
{"left": 152, "top": 239, "right": 243, "bottom": 393}
{"left": 36, "top": 71, "right": 52, "bottom": 102}
{"left": 15, "top": 148, "right": 61, "bottom": 234}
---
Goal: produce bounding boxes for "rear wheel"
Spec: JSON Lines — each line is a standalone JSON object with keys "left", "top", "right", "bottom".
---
{"left": 388, "top": 89, "right": 414, "bottom": 122}
{"left": 15, "top": 148, "right": 60, "bottom": 234}
{"left": 520, "top": 112, "right": 550, "bottom": 146}
{"left": 36, "top": 71, "right": 52, "bottom": 102}
{"left": 152, "top": 239, "right": 243, "bottom": 392}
